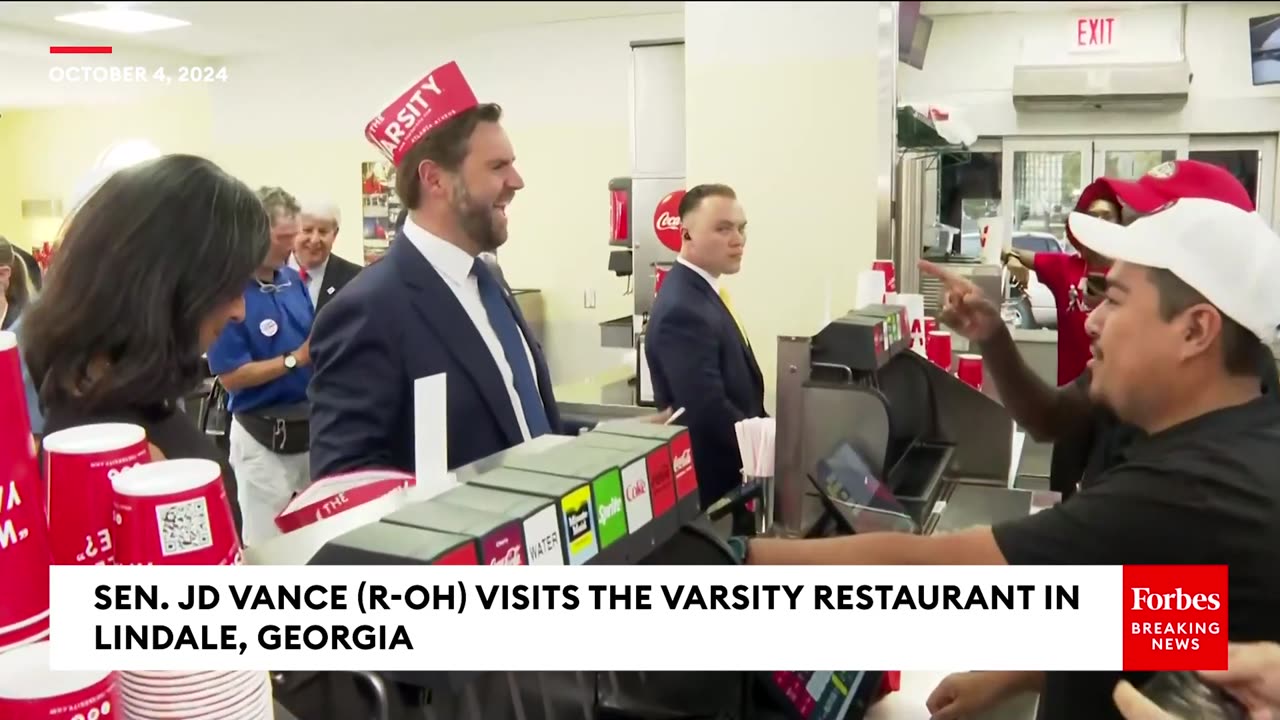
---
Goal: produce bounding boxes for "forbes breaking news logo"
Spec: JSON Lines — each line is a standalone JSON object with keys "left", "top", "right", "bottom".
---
{"left": 1123, "top": 565, "right": 1228, "bottom": 671}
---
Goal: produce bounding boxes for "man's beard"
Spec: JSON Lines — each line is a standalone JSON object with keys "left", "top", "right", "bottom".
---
{"left": 451, "top": 178, "right": 506, "bottom": 254}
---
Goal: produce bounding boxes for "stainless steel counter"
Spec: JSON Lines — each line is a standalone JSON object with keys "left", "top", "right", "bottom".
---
{"left": 863, "top": 481, "right": 1056, "bottom": 720}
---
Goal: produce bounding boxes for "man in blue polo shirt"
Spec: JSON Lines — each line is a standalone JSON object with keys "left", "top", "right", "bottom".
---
{"left": 207, "top": 187, "right": 314, "bottom": 546}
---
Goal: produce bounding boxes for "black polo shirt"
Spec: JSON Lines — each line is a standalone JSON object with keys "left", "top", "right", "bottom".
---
{"left": 1050, "top": 345, "right": 1280, "bottom": 494}
{"left": 991, "top": 395, "right": 1280, "bottom": 720}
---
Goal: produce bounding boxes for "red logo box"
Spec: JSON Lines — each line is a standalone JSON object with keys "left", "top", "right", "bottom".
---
{"left": 1123, "top": 565, "right": 1228, "bottom": 671}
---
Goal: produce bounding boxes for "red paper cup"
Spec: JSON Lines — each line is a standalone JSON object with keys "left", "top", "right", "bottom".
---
{"left": 926, "top": 331, "right": 953, "bottom": 370}
{"left": 0, "top": 612, "right": 49, "bottom": 654}
{"left": 924, "top": 317, "right": 938, "bottom": 335}
{"left": 957, "top": 353, "right": 984, "bottom": 390}
{"left": 43, "top": 423, "right": 150, "bottom": 566}
{"left": 111, "top": 459, "right": 241, "bottom": 566}
{"left": 0, "top": 333, "right": 54, "bottom": 640}
{"left": 872, "top": 259, "right": 896, "bottom": 293}
{"left": 0, "top": 641, "right": 118, "bottom": 720}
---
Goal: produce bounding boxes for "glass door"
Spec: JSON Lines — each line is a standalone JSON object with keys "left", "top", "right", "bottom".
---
{"left": 1091, "top": 136, "right": 1189, "bottom": 182}
{"left": 1001, "top": 139, "right": 1094, "bottom": 253}
{"left": 1189, "top": 135, "right": 1276, "bottom": 225}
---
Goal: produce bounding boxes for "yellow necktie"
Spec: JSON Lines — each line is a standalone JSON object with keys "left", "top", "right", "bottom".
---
{"left": 719, "top": 287, "right": 750, "bottom": 345}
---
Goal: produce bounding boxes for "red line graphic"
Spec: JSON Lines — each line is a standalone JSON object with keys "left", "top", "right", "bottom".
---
{"left": 50, "top": 46, "right": 113, "bottom": 55}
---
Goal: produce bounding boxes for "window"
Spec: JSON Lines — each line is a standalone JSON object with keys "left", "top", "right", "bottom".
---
{"left": 1188, "top": 150, "right": 1260, "bottom": 208}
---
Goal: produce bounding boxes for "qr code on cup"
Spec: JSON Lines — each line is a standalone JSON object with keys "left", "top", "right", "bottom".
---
{"left": 155, "top": 497, "right": 214, "bottom": 557}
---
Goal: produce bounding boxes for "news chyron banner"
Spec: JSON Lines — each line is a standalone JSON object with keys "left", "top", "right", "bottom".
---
{"left": 47, "top": 565, "right": 1228, "bottom": 672}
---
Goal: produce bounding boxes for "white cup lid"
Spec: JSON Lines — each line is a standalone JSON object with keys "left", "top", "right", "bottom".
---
{"left": 43, "top": 423, "right": 147, "bottom": 455}
{"left": 0, "top": 641, "right": 112, "bottom": 700}
{"left": 113, "top": 458, "right": 222, "bottom": 497}
{"left": 0, "top": 331, "right": 15, "bottom": 352}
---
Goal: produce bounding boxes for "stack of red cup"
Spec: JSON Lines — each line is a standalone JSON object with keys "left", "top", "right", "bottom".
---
{"left": 956, "top": 354, "right": 985, "bottom": 390}
{"left": 0, "top": 331, "right": 53, "bottom": 652}
{"left": 42, "top": 423, "right": 151, "bottom": 567}
{"left": 0, "top": 642, "right": 118, "bottom": 720}
{"left": 872, "top": 259, "right": 896, "bottom": 294}
{"left": 926, "top": 330, "right": 953, "bottom": 371}
{"left": 118, "top": 670, "right": 274, "bottom": 719}
{"left": 111, "top": 458, "right": 244, "bottom": 566}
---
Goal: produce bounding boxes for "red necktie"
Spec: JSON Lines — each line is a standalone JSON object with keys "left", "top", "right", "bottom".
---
{"left": 298, "top": 266, "right": 309, "bottom": 283}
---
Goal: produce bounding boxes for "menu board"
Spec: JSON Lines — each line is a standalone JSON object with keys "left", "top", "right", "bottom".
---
{"left": 591, "top": 469, "right": 627, "bottom": 549}
{"left": 360, "top": 161, "right": 400, "bottom": 265}
{"left": 769, "top": 671, "right": 869, "bottom": 720}
{"left": 620, "top": 459, "right": 654, "bottom": 532}
{"left": 560, "top": 486, "right": 598, "bottom": 564}
{"left": 523, "top": 505, "right": 565, "bottom": 566}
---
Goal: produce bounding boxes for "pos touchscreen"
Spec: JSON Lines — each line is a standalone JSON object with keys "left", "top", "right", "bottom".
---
{"left": 810, "top": 442, "right": 917, "bottom": 535}
{"left": 762, "top": 670, "right": 885, "bottom": 720}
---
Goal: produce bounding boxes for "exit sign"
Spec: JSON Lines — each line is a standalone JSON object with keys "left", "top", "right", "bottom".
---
{"left": 1074, "top": 16, "right": 1116, "bottom": 51}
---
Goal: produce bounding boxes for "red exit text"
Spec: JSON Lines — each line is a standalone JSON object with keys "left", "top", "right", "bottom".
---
{"left": 1076, "top": 17, "right": 1116, "bottom": 48}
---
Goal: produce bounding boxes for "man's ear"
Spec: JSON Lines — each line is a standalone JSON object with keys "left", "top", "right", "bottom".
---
{"left": 1180, "top": 304, "right": 1222, "bottom": 359}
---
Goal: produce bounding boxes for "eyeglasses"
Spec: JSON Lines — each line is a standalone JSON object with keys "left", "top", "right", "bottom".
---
{"left": 256, "top": 278, "right": 293, "bottom": 293}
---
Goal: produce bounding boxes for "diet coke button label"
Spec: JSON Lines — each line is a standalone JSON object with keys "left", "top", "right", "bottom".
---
{"left": 653, "top": 190, "right": 686, "bottom": 253}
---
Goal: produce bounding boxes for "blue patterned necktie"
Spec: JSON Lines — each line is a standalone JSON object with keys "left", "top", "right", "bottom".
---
{"left": 472, "top": 258, "right": 551, "bottom": 437}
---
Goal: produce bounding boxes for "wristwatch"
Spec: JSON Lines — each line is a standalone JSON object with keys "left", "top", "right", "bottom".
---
{"left": 283, "top": 353, "right": 298, "bottom": 370}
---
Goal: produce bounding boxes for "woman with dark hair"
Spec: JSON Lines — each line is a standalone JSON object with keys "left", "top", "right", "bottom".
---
{"left": 0, "top": 236, "right": 33, "bottom": 330}
{"left": 21, "top": 154, "right": 269, "bottom": 530}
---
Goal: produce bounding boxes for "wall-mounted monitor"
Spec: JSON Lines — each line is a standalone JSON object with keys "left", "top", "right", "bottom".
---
{"left": 899, "top": 1, "right": 933, "bottom": 71}
{"left": 1249, "top": 12, "right": 1280, "bottom": 86}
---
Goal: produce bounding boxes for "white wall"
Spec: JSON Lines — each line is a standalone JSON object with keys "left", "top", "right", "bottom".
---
{"left": 901, "top": 3, "right": 1280, "bottom": 137}
{"left": 205, "top": 12, "right": 684, "bottom": 387}
{"left": 685, "top": 1, "right": 883, "bottom": 407}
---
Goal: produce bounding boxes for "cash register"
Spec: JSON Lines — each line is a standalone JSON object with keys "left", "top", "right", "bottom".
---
{"left": 774, "top": 303, "right": 1013, "bottom": 538}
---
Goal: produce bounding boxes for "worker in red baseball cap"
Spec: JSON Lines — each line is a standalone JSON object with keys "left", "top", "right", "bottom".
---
{"left": 1005, "top": 160, "right": 1256, "bottom": 388}
{"left": 923, "top": 160, "right": 1274, "bottom": 497}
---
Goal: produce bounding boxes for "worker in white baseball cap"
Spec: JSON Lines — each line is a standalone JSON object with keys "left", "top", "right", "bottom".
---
{"left": 736, "top": 198, "right": 1280, "bottom": 720}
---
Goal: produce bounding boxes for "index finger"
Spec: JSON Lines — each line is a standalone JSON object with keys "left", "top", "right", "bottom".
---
{"left": 918, "top": 260, "right": 973, "bottom": 292}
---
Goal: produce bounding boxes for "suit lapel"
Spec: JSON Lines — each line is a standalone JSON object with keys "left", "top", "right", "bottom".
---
{"left": 388, "top": 236, "right": 523, "bottom": 446}
{"left": 672, "top": 263, "right": 765, "bottom": 405}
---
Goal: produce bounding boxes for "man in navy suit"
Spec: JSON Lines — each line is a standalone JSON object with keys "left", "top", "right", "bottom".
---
{"left": 309, "top": 65, "right": 562, "bottom": 479}
{"left": 645, "top": 184, "right": 766, "bottom": 508}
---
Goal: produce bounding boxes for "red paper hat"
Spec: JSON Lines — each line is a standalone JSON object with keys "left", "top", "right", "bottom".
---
{"left": 364, "top": 61, "right": 478, "bottom": 167}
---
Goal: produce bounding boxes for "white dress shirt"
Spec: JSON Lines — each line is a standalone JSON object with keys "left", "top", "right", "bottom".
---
{"left": 677, "top": 256, "right": 719, "bottom": 292}
{"left": 401, "top": 217, "right": 541, "bottom": 441}
{"left": 288, "top": 254, "right": 328, "bottom": 309}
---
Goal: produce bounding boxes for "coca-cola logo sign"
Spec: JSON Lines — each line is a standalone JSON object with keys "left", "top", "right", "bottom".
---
{"left": 672, "top": 448, "right": 692, "bottom": 475}
{"left": 653, "top": 190, "right": 686, "bottom": 253}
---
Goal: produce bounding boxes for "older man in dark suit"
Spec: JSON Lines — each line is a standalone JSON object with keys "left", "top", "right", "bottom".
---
{"left": 309, "top": 63, "right": 563, "bottom": 479}
{"left": 645, "top": 183, "right": 766, "bottom": 509}
{"left": 290, "top": 199, "right": 362, "bottom": 316}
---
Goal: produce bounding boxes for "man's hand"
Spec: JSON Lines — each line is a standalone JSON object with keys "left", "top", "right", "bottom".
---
{"left": 1201, "top": 643, "right": 1280, "bottom": 719}
{"left": 1114, "top": 644, "right": 1280, "bottom": 720}
{"left": 918, "top": 260, "right": 1006, "bottom": 344}
{"left": 1113, "top": 681, "right": 1176, "bottom": 720}
{"left": 644, "top": 407, "right": 676, "bottom": 424}
{"left": 926, "top": 672, "right": 1030, "bottom": 720}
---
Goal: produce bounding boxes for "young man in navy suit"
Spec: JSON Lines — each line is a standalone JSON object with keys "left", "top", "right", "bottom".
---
{"left": 308, "top": 63, "right": 563, "bottom": 479}
{"left": 645, "top": 184, "right": 766, "bottom": 510}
